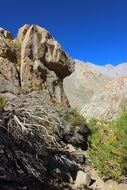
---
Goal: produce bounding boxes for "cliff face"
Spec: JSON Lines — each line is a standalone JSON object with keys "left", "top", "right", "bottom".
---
{"left": 0, "top": 28, "right": 20, "bottom": 94}
{"left": 0, "top": 25, "right": 74, "bottom": 103}
{"left": 63, "top": 60, "right": 127, "bottom": 120}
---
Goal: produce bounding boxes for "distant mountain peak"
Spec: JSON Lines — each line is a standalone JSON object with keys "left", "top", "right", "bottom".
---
{"left": 105, "top": 63, "right": 114, "bottom": 68}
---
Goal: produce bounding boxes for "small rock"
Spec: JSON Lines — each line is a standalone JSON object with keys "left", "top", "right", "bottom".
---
{"left": 67, "top": 145, "right": 86, "bottom": 164}
{"left": 73, "top": 151, "right": 86, "bottom": 164}
{"left": 74, "top": 170, "right": 91, "bottom": 188}
{"left": 63, "top": 125, "right": 90, "bottom": 150}
{"left": 67, "top": 144, "right": 77, "bottom": 152}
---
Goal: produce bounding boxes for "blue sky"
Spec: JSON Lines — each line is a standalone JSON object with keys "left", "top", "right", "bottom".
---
{"left": 1, "top": 0, "right": 127, "bottom": 65}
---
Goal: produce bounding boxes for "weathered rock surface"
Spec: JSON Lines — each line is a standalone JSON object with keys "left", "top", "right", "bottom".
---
{"left": 17, "top": 24, "right": 30, "bottom": 43}
{"left": 0, "top": 27, "right": 13, "bottom": 40}
{"left": 19, "top": 24, "right": 74, "bottom": 102}
{"left": 0, "top": 57, "right": 20, "bottom": 94}
{"left": 63, "top": 61, "right": 108, "bottom": 110}
{"left": 74, "top": 170, "right": 91, "bottom": 188}
{"left": 63, "top": 60, "right": 127, "bottom": 119}
{"left": 0, "top": 34, "right": 16, "bottom": 62}
{"left": 0, "top": 25, "right": 74, "bottom": 103}
{"left": 0, "top": 28, "right": 20, "bottom": 94}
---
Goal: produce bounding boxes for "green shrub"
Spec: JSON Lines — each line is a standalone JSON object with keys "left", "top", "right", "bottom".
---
{"left": 0, "top": 95, "right": 7, "bottom": 109}
{"left": 88, "top": 109, "right": 127, "bottom": 182}
{"left": 9, "top": 41, "right": 21, "bottom": 65}
{"left": 64, "top": 108, "right": 87, "bottom": 126}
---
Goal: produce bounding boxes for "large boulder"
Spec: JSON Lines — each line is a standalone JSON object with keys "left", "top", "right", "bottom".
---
{"left": 18, "top": 24, "right": 74, "bottom": 102}
{"left": 74, "top": 170, "right": 91, "bottom": 188}
{"left": 0, "top": 25, "right": 74, "bottom": 101}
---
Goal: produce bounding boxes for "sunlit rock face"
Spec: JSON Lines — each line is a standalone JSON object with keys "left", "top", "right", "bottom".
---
{"left": 18, "top": 24, "right": 74, "bottom": 102}
{"left": 0, "top": 25, "right": 74, "bottom": 103}
{"left": 63, "top": 60, "right": 127, "bottom": 120}
{"left": 0, "top": 28, "right": 20, "bottom": 94}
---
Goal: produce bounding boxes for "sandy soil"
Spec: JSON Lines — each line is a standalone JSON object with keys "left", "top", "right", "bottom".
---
{"left": 83, "top": 151, "right": 127, "bottom": 190}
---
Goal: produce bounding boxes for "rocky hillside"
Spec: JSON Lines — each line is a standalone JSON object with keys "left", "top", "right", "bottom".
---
{"left": 0, "top": 25, "right": 127, "bottom": 190}
{"left": 0, "top": 25, "right": 93, "bottom": 190}
{"left": 63, "top": 60, "right": 127, "bottom": 119}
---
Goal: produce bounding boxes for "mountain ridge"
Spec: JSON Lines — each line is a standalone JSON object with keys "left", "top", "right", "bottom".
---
{"left": 74, "top": 59, "right": 127, "bottom": 76}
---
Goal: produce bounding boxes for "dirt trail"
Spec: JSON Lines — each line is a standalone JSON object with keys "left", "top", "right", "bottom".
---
{"left": 83, "top": 151, "right": 127, "bottom": 190}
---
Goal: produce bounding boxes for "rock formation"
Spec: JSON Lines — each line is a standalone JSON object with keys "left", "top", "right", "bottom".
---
{"left": 0, "top": 29, "right": 20, "bottom": 94}
{"left": 0, "top": 57, "right": 20, "bottom": 94}
{"left": 0, "top": 25, "right": 74, "bottom": 103}
{"left": 18, "top": 24, "right": 74, "bottom": 103}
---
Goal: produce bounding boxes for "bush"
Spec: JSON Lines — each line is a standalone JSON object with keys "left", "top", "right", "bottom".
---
{"left": 9, "top": 41, "right": 21, "bottom": 66}
{"left": 0, "top": 95, "right": 7, "bottom": 109}
{"left": 88, "top": 109, "right": 127, "bottom": 182}
{"left": 63, "top": 108, "right": 90, "bottom": 150}
{"left": 64, "top": 108, "right": 87, "bottom": 126}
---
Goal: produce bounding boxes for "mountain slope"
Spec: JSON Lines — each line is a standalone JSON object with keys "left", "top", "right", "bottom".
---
{"left": 64, "top": 60, "right": 127, "bottom": 119}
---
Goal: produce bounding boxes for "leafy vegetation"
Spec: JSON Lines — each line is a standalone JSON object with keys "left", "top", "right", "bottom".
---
{"left": 63, "top": 108, "right": 90, "bottom": 150}
{"left": 88, "top": 108, "right": 127, "bottom": 182}
{"left": 0, "top": 94, "right": 7, "bottom": 109}
{"left": 64, "top": 108, "right": 87, "bottom": 126}
{"left": 9, "top": 40, "right": 21, "bottom": 66}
